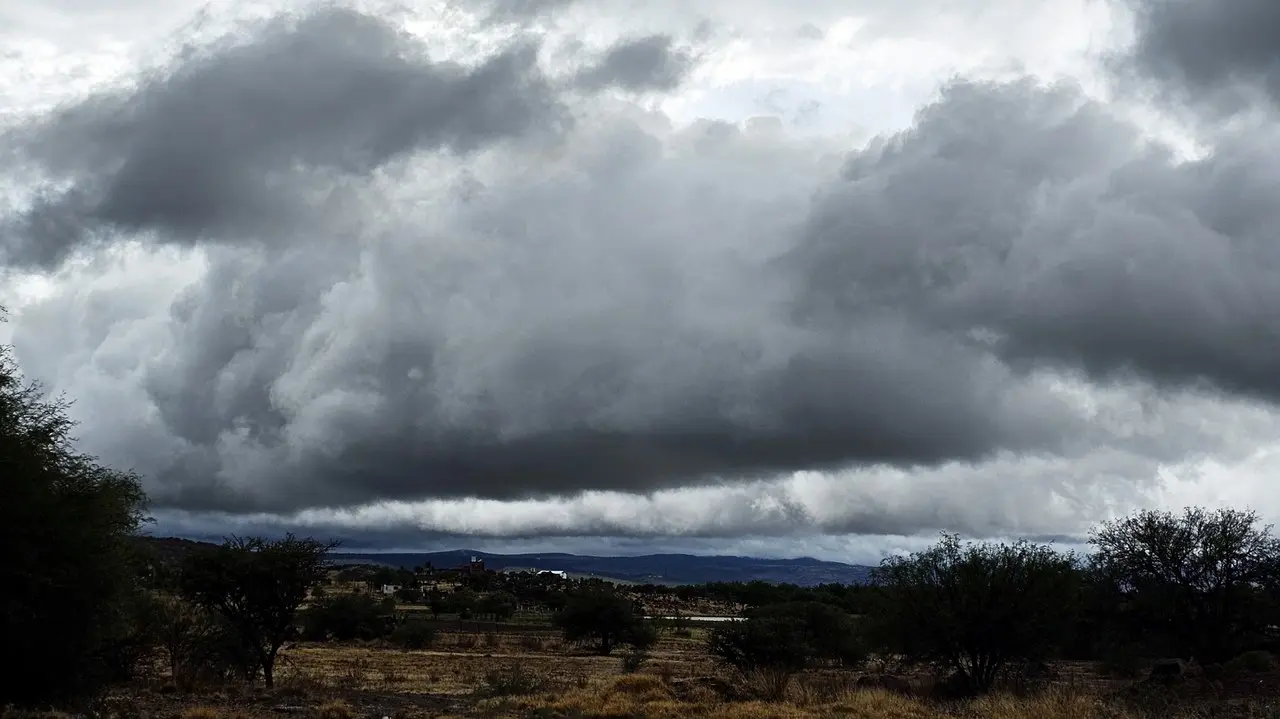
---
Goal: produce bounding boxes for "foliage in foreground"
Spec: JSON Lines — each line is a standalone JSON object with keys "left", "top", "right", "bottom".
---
{"left": 552, "top": 588, "right": 657, "bottom": 655}
{"left": 868, "top": 535, "right": 1082, "bottom": 694}
{"left": 0, "top": 337, "right": 149, "bottom": 706}
{"left": 179, "top": 535, "right": 334, "bottom": 687}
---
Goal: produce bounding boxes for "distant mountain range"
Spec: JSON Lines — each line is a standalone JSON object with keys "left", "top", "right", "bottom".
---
{"left": 329, "top": 549, "right": 873, "bottom": 586}
{"left": 132, "top": 536, "right": 873, "bottom": 586}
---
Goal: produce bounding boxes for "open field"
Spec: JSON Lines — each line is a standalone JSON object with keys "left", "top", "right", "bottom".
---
{"left": 59, "top": 621, "right": 1280, "bottom": 719}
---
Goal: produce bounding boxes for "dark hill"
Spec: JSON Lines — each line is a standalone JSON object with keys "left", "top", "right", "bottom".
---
{"left": 329, "top": 549, "right": 873, "bottom": 586}
{"left": 132, "top": 535, "right": 218, "bottom": 566}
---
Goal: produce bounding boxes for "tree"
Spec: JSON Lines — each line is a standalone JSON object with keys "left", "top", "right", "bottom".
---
{"left": 152, "top": 594, "right": 257, "bottom": 687}
{"left": 553, "top": 589, "right": 657, "bottom": 655}
{"left": 478, "top": 591, "right": 518, "bottom": 621}
{"left": 179, "top": 534, "right": 334, "bottom": 687}
{"left": 708, "top": 602, "right": 865, "bottom": 699}
{"left": 868, "top": 534, "right": 1081, "bottom": 694}
{"left": 301, "top": 593, "right": 393, "bottom": 642}
{"left": 1090, "top": 507, "right": 1280, "bottom": 663}
{"left": 708, "top": 616, "right": 811, "bottom": 699}
{"left": 748, "top": 601, "right": 865, "bottom": 667}
{"left": 449, "top": 588, "right": 479, "bottom": 619}
{"left": 0, "top": 334, "right": 150, "bottom": 706}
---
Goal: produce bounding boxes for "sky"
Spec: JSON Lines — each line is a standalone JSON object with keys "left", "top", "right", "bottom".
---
{"left": 3, "top": 0, "right": 1280, "bottom": 564}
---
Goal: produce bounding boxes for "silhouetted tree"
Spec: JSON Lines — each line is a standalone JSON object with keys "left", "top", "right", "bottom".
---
{"left": 0, "top": 333, "right": 150, "bottom": 707}
{"left": 868, "top": 534, "right": 1081, "bottom": 694}
{"left": 553, "top": 589, "right": 656, "bottom": 655}
{"left": 1090, "top": 507, "right": 1280, "bottom": 663}
{"left": 179, "top": 534, "right": 334, "bottom": 687}
{"left": 478, "top": 591, "right": 518, "bottom": 621}
{"left": 748, "top": 601, "right": 866, "bottom": 667}
{"left": 302, "top": 593, "right": 393, "bottom": 642}
{"left": 708, "top": 615, "right": 811, "bottom": 699}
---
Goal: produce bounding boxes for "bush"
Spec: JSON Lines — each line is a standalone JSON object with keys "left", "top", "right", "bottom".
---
{"left": 709, "top": 616, "right": 810, "bottom": 676}
{"left": 868, "top": 534, "right": 1081, "bottom": 695}
{"left": 389, "top": 621, "right": 438, "bottom": 650}
{"left": 301, "top": 594, "right": 392, "bottom": 642}
{"left": 153, "top": 594, "right": 258, "bottom": 687}
{"left": 553, "top": 589, "right": 656, "bottom": 655}
{"left": 748, "top": 602, "right": 866, "bottom": 667}
{"left": 1226, "top": 650, "right": 1278, "bottom": 674}
{"left": 1095, "top": 643, "right": 1147, "bottom": 679}
{"left": 478, "top": 665, "right": 545, "bottom": 697}
{"left": 619, "top": 648, "right": 650, "bottom": 673}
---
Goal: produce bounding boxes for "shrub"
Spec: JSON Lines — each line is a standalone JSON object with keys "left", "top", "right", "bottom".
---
{"left": 1095, "top": 644, "right": 1147, "bottom": 679}
{"left": 619, "top": 648, "right": 650, "bottom": 673}
{"left": 301, "top": 594, "right": 392, "bottom": 642}
{"left": 868, "top": 534, "right": 1081, "bottom": 695}
{"left": 310, "top": 700, "right": 356, "bottom": 719}
{"left": 517, "top": 635, "right": 545, "bottom": 652}
{"left": 389, "top": 621, "right": 438, "bottom": 650}
{"left": 478, "top": 665, "right": 544, "bottom": 697}
{"left": 1226, "top": 650, "right": 1278, "bottom": 674}
{"left": 552, "top": 589, "right": 656, "bottom": 655}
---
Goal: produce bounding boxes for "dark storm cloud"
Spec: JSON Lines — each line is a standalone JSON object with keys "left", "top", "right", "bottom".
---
{"left": 791, "top": 78, "right": 1280, "bottom": 400}
{"left": 1117, "top": 0, "right": 1280, "bottom": 111}
{"left": 0, "top": 6, "right": 565, "bottom": 268}
{"left": 12, "top": 0, "right": 1280, "bottom": 521}
{"left": 573, "top": 35, "right": 696, "bottom": 92}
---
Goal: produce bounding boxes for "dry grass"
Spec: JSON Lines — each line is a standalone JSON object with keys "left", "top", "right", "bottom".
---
{"left": 177, "top": 708, "right": 255, "bottom": 719}
{"left": 64, "top": 620, "right": 1280, "bottom": 719}
{"left": 277, "top": 630, "right": 717, "bottom": 697}
{"left": 486, "top": 675, "right": 1134, "bottom": 718}
{"left": 473, "top": 673, "right": 1280, "bottom": 719}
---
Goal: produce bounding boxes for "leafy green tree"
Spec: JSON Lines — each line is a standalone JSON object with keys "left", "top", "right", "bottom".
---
{"left": 179, "top": 534, "right": 334, "bottom": 687}
{"left": 0, "top": 336, "right": 150, "bottom": 706}
{"left": 1090, "top": 507, "right": 1280, "bottom": 663}
{"left": 868, "top": 534, "right": 1081, "bottom": 694}
{"left": 553, "top": 589, "right": 656, "bottom": 655}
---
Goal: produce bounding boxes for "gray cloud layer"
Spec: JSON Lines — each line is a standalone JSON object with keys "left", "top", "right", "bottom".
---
{"left": 573, "top": 35, "right": 695, "bottom": 92}
{"left": 3, "top": 8, "right": 565, "bottom": 267}
{"left": 1119, "top": 0, "right": 1280, "bottom": 111}
{"left": 5, "top": 3, "right": 1280, "bottom": 528}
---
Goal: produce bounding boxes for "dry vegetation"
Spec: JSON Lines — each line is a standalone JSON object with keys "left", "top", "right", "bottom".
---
{"left": 34, "top": 622, "right": 1278, "bottom": 719}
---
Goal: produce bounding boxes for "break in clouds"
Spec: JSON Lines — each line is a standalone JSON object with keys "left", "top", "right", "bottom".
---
{"left": 3, "top": 0, "right": 1280, "bottom": 551}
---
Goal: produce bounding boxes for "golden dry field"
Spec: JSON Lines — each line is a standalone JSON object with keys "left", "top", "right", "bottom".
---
{"left": 22, "top": 621, "right": 1277, "bottom": 719}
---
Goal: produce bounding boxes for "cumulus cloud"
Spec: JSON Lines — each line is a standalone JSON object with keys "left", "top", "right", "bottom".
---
{"left": 5, "top": 1, "right": 1280, "bottom": 546}
{"left": 2, "top": 7, "right": 566, "bottom": 268}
